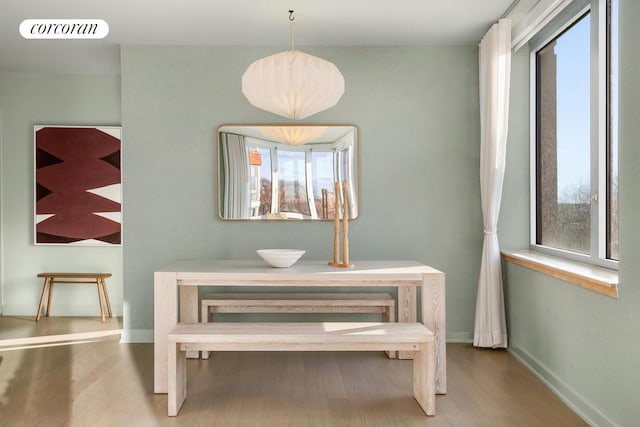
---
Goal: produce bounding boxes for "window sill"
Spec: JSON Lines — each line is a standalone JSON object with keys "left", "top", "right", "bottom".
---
{"left": 501, "top": 250, "right": 619, "bottom": 298}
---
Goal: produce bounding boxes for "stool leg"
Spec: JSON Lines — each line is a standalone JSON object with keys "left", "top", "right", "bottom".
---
{"left": 46, "top": 279, "right": 55, "bottom": 317}
{"left": 35, "top": 277, "right": 50, "bottom": 321}
{"left": 96, "top": 280, "right": 106, "bottom": 322}
{"left": 100, "top": 278, "right": 113, "bottom": 318}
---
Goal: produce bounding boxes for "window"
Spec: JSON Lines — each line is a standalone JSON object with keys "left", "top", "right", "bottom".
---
{"left": 536, "top": 12, "right": 591, "bottom": 254}
{"left": 532, "top": 0, "right": 618, "bottom": 267}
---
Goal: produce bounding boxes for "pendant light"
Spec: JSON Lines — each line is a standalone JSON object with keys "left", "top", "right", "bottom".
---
{"left": 241, "top": 11, "right": 345, "bottom": 120}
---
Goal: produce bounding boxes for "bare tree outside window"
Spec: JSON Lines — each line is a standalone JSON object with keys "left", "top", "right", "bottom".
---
{"left": 277, "top": 150, "right": 310, "bottom": 216}
{"left": 536, "top": 13, "right": 591, "bottom": 255}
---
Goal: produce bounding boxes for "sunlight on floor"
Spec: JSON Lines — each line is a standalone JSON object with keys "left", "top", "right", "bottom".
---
{"left": 0, "top": 350, "right": 22, "bottom": 405}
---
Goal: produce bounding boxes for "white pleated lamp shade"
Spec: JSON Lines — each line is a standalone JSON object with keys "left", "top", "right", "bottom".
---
{"left": 242, "top": 50, "right": 345, "bottom": 120}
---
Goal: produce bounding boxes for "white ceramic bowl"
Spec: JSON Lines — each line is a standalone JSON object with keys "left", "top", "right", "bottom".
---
{"left": 257, "top": 249, "right": 305, "bottom": 268}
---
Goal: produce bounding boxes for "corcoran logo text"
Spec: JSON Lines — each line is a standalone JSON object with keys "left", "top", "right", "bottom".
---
{"left": 19, "top": 19, "right": 109, "bottom": 39}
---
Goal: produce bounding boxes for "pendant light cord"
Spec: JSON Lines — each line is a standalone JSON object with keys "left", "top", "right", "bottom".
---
{"left": 289, "top": 10, "right": 295, "bottom": 51}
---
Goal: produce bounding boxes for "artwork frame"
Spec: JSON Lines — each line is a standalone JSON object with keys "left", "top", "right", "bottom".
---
{"left": 34, "top": 125, "right": 122, "bottom": 246}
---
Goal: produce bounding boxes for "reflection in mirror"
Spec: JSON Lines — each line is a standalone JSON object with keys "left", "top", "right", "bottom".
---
{"left": 218, "top": 124, "right": 358, "bottom": 220}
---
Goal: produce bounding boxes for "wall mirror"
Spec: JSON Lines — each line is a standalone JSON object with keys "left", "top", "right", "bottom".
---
{"left": 218, "top": 124, "right": 359, "bottom": 220}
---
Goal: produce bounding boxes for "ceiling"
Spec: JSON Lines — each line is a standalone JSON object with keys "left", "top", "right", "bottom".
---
{"left": 0, "top": 0, "right": 532, "bottom": 74}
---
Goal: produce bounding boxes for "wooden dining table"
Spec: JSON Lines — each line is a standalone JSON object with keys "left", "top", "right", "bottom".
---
{"left": 154, "top": 259, "right": 446, "bottom": 395}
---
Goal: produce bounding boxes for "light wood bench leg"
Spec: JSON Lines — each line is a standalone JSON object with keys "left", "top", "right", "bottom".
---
{"left": 385, "top": 303, "right": 397, "bottom": 359}
{"left": 46, "top": 279, "right": 55, "bottom": 317}
{"left": 168, "top": 341, "right": 187, "bottom": 416}
{"left": 413, "top": 342, "right": 436, "bottom": 416}
{"left": 35, "top": 277, "right": 51, "bottom": 321}
{"left": 100, "top": 278, "right": 113, "bottom": 318}
{"left": 384, "top": 304, "right": 395, "bottom": 323}
{"left": 200, "top": 302, "right": 210, "bottom": 360}
{"left": 96, "top": 280, "right": 106, "bottom": 322}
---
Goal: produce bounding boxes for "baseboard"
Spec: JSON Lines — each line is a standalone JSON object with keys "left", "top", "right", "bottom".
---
{"left": 509, "top": 344, "right": 619, "bottom": 427}
{"left": 446, "top": 331, "right": 473, "bottom": 343}
{"left": 120, "top": 328, "right": 153, "bottom": 343}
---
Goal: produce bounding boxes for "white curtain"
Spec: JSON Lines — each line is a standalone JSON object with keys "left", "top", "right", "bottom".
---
{"left": 473, "top": 19, "right": 511, "bottom": 348}
{"left": 220, "top": 133, "right": 251, "bottom": 219}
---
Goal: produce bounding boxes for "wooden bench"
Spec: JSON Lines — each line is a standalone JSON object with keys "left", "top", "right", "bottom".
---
{"left": 167, "top": 322, "right": 435, "bottom": 417}
{"left": 201, "top": 292, "right": 395, "bottom": 320}
{"left": 36, "top": 273, "right": 112, "bottom": 322}
{"left": 200, "top": 292, "right": 396, "bottom": 359}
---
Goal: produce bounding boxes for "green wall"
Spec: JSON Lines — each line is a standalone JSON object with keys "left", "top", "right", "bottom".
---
{"left": 0, "top": 72, "right": 123, "bottom": 317}
{"left": 500, "top": 1, "right": 640, "bottom": 425}
{"left": 0, "top": 109, "right": 3, "bottom": 313}
{"left": 120, "top": 45, "right": 483, "bottom": 341}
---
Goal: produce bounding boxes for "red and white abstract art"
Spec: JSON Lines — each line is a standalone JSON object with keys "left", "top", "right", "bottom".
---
{"left": 35, "top": 125, "right": 122, "bottom": 245}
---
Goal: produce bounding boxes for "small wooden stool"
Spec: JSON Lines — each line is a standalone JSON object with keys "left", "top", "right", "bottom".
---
{"left": 36, "top": 273, "right": 113, "bottom": 322}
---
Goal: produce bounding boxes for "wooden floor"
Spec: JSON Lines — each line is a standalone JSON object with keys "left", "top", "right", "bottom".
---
{"left": 0, "top": 317, "right": 587, "bottom": 426}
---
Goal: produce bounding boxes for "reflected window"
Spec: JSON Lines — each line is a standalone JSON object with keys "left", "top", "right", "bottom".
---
{"left": 311, "top": 151, "right": 335, "bottom": 218}
{"left": 277, "top": 150, "right": 309, "bottom": 216}
{"left": 251, "top": 147, "right": 272, "bottom": 215}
